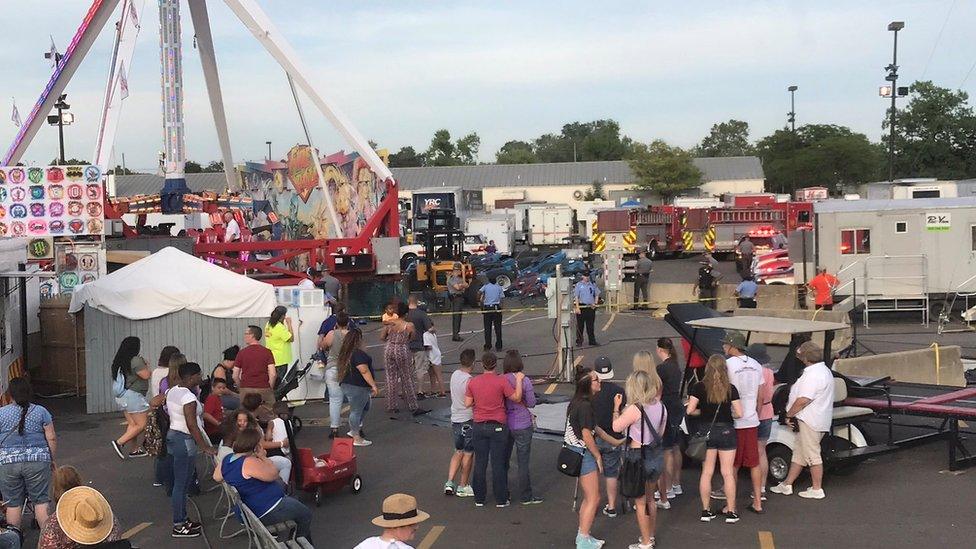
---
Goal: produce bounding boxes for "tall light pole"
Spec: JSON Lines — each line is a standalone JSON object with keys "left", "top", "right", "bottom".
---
{"left": 266, "top": 140, "right": 272, "bottom": 161}
{"left": 46, "top": 94, "right": 72, "bottom": 164}
{"left": 788, "top": 85, "right": 798, "bottom": 193}
{"left": 886, "top": 21, "right": 905, "bottom": 182}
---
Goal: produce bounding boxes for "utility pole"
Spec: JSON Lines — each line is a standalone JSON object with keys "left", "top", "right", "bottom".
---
{"left": 788, "top": 85, "right": 798, "bottom": 194}
{"left": 886, "top": 21, "right": 905, "bottom": 182}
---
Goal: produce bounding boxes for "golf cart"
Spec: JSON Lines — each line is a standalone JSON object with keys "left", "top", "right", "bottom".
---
{"left": 669, "top": 306, "right": 896, "bottom": 483}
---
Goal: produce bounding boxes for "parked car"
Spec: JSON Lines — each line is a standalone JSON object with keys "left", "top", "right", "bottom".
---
{"left": 752, "top": 249, "right": 794, "bottom": 285}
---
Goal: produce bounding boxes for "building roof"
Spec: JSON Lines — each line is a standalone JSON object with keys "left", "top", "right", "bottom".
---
{"left": 814, "top": 197, "right": 976, "bottom": 213}
{"left": 109, "top": 156, "right": 764, "bottom": 197}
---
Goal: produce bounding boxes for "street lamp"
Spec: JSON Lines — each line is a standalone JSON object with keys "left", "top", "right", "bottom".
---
{"left": 46, "top": 94, "right": 72, "bottom": 164}
{"left": 266, "top": 141, "right": 272, "bottom": 161}
{"left": 787, "top": 85, "right": 798, "bottom": 193}
{"left": 886, "top": 21, "right": 905, "bottom": 182}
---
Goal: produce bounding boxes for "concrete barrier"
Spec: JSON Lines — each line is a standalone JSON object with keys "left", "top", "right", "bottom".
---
{"left": 756, "top": 284, "right": 798, "bottom": 310}
{"left": 733, "top": 308, "right": 852, "bottom": 350}
{"left": 834, "top": 345, "right": 966, "bottom": 387}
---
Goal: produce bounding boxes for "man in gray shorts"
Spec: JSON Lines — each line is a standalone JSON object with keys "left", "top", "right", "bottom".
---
{"left": 590, "top": 356, "right": 626, "bottom": 517}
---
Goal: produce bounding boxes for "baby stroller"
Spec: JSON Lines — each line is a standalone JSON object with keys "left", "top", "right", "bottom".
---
{"left": 296, "top": 438, "right": 362, "bottom": 506}
{"left": 275, "top": 358, "right": 315, "bottom": 435}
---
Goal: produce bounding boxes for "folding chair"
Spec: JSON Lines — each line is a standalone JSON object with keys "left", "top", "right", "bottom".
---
{"left": 220, "top": 484, "right": 253, "bottom": 545}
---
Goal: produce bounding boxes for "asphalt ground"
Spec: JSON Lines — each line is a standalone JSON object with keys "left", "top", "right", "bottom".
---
{"left": 31, "top": 255, "right": 976, "bottom": 548}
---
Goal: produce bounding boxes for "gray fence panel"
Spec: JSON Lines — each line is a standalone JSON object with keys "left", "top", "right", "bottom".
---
{"left": 84, "top": 307, "right": 264, "bottom": 414}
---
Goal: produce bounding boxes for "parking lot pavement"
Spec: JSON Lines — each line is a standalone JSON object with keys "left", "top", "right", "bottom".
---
{"left": 40, "top": 298, "right": 976, "bottom": 548}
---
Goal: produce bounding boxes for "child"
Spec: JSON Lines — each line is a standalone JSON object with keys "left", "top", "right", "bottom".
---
{"left": 381, "top": 302, "right": 399, "bottom": 325}
{"left": 445, "top": 349, "right": 476, "bottom": 497}
{"left": 423, "top": 329, "right": 446, "bottom": 397}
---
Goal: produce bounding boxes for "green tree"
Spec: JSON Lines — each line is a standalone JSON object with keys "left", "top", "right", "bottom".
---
{"left": 184, "top": 160, "right": 203, "bottom": 173}
{"left": 455, "top": 133, "right": 480, "bottom": 165}
{"left": 582, "top": 180, "right": 606, "bottom": 200}
{"left": 534, "top": 119, "right": 635, "bottom": 163}
{"left": 628, "top": 140, "right": 703, "bottom": 200}
{"left": 202, "top": 160, "right": 224, "bottom": 173}
{"left": 696, "top": 119, "right": 754, "bottom": 157}
{"left": 110, "top": 165, "right": 138, "bottom": 175}
{"left": 49, "top": 157, "right": 89, "bottom": 166}
{"left": 884, "top": 80, "right": 976, "bottom": 179}
{"left": 423, "top": 129, "right": 480, "bottom": 166}
{"left": 495, "top": 140, "right": 537, "bottom": 164}
{"left": 389, "top": 146, "right": 423, "bottom": 167}
{"left": 756, "top": 124, "right": 882, "bottom": 193}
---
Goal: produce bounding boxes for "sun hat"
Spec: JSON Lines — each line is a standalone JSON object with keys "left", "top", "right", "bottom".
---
{"left": 593, "top": 356, "right": 614, "bottom": 380}
{"left": 371, "top": 493, "right": 430, "bottom": 528}
{"left": 57, "top": 486, "right": 114, "bottom": 545}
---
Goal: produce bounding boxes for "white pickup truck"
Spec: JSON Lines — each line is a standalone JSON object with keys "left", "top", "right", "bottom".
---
{"left": 400, "top": 234, "right": 486, "bottom": 268}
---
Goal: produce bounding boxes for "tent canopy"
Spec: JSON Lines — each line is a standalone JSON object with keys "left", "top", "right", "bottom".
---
{"left": 69, "top": 247, "right": 278, "bottom": 320}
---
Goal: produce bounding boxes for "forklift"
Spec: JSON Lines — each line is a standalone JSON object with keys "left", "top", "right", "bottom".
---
{"left": 413, "top": 207, "right": 475, "bottom": 311}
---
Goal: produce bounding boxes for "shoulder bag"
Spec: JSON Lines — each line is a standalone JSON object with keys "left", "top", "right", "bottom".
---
{"left": 557, "top": 417, "right": 584, "bottom": 477}
{"left": 686, "top": 401, "right": 721, "bottom": 462}
{"left": 619, "top": 405, "right": 664, "bottom": 498}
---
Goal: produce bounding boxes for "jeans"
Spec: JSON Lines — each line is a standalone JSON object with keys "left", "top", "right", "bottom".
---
{"left": 450, "top": 295, "right": 464, "bottom": 337}
{"left": 482, "top": 308, "right": 502, "bottom": 349}
{"left": 472, "top": 422, "right": 509, "bottom": 504}
{"left": 261, "top": 496, "right": 312, "bottom": 543}
{"left": 167, "top": 430, "right": 198, "bottom": 525}
{"left": 324, "top": 366, "right": 346, "bottom": 429}
{"left": 341, "top": 384, "right": 372, "bottom": 436}
{"left": 504, "top": 427, "right": 534, "bottom": 502}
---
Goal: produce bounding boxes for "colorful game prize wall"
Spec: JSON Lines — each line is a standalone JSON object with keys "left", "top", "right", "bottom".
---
{"left": 0, "top": 165, "right": 105, "bottom": 238}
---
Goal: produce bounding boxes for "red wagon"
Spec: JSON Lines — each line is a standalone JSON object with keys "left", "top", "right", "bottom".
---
{"left": 296, "top": 439, "right": 363, "bottom": 506}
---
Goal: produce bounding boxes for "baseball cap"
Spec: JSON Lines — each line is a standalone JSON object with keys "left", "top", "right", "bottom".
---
{"left": 593, "top": 356, "right": 614, "bottom": 380}
{"left": 723, "top": 331, "right": 747, "bottom": 350}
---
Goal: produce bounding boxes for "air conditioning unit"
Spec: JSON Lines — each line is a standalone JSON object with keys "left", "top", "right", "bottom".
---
{"left": 276, "top": 286, "right": 299, "bottom": 306}
{"left": 292, "top": 289, "right": 324, "bottom": 308}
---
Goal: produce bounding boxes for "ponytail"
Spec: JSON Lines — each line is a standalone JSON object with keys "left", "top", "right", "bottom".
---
{"left": 9, "top": 378, "right": 33, "bottom": 436}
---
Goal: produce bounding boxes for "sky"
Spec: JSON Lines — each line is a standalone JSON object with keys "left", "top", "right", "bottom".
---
{"left": 1, "top": 0, "right": 975, "bottom": 172}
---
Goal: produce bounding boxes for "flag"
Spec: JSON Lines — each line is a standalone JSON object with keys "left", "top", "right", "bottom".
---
{"left": 128, "top": 0, "right": 140, "bottom": 29}
{"left": 119, "top": 63, "right": 129, "bottom": 100}
{"left": 48, "top": 36, "right": 59, "bottom": 68}
{"left": 10, "top": 100, "right": 20, "bottom": 127}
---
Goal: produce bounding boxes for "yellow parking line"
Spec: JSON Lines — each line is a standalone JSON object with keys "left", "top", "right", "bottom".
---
{"left": 545, "top": 383, "right": 558, "bottom": 394}
{"left": 417, "top": 525, "right": 445, "bottom": 549}
{"left": 601, "top": 312, "right": 616, "bottom": 332}
{"left": 573, "top": 355, "right": 584, "bottom": 368}
{"left": 504, "top": 310, "right": 524, "bottom": 323}
{"left": 122, "top": 522, "right": 152, "bottom": 539}
{"left": 758, "top": 531, "right": 775, "bottom": 549}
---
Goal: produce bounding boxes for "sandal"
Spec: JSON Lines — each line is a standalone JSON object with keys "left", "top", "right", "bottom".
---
{"left": 747, "top": 504, "right": 765, "bottom": 514}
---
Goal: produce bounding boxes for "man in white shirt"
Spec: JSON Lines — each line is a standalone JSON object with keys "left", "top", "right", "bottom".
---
{"left": 724, "top": 331, "right": 766, "bottom": 513}
{"left": 354, "top": 493, "right": 430, "bottom": 549}
{"left": 222, "top": 211, "right": 241, "bottom": 243}
{"left": 771, "top": 341, "right": 835, "bottom": 500}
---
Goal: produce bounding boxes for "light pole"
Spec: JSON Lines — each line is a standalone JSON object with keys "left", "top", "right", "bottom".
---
{"left": 266, "top": 141, "right": 272, "bottom": 161}
{"left": 46, "top": 94, "right": 72, "bottom": 164}
{"left": 886, "top": 21, "right": 905, "bottom": 182}
{"left": 788, "top": 85, "right": 798, "bottom": 193}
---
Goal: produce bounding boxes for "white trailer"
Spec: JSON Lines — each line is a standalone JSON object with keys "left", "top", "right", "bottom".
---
{"left": 814, "top": 198, "right": 976, "bottom": 323}
{"left": 466, "top": 215, "right": 515, "bottom": 255}
{"left": 524, "top": 204, "right": 574, "bottom": 245}
{"left": 575, "top": 199, "right": 615, "bottom": 237}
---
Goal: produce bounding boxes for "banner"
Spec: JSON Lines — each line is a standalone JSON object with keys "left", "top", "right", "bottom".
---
{"left": 0, "top": 165, "right": 105, "bottom": 237}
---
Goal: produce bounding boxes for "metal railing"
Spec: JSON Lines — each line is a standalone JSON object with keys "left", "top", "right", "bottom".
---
{"left": 862, "top": 255, "right": 929, "bottom": 326}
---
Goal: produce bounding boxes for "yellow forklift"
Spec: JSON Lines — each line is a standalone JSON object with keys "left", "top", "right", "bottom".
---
{"left": 414, "top": 207, "right": 474, "bottom": 311}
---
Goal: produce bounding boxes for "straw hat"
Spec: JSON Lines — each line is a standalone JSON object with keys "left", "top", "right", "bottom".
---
{"left": 371, "top": 493, "right": 430, "bottom": 528}
{"left": 57, "top": 486, "right": 114, "bottom": 545}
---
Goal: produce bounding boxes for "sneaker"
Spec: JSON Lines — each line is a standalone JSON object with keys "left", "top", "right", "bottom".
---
{"left": 575, "top": 533, "right": 598, "bottom": 549}
{"left": 352, "top": 438, "right": 373, "bottom": 447}
{"left": 671, "top": 484, "right": 683, "bottom": 496}
{"left": 654, "top": 489, "right": 675, "bottom": 500}
{"left": 655, "top": 500, "right": 671, "bottom": 510}
{"left": 495, "top": 500, "right": 511, "bottom": 508}
{"left": 724, "top": 511, "right": 740, "bottom": 523}
{"left": 769, "top": 483, "right": 793, "bottom": 496}
{"left": 128, "top": 449, "right": 148, "bottom": 458}
{"left": 602, "top": 505, "right": 618, "bottom": 518}
{"left": 628, "top": 541, "right": 655, "bottom": 549}
{"left": 798, "top": 488, "right": 826, "bottom": 499}
{"left": 521, "top": 496, "right": 544, "bottom": 505}
{"left": 185, "top": 521, "right": 202, "bottom": 532}
{"left": 749, "top": 492, "right": 768, "bottom": 502}
{"left": 475, "top": 501, "right": 485, "bottom": 507}
{"left": 444, "top": 481, "right": 456, "bottom": 496}
{"left": 152, "top": 482, "right": 164, "bottom": 487}
{"left": 456, "top": 485, "right": 474, "bottom": 498}
{"left": 710, "top": 489, "right": 726, "bottom": 500}
{"left": 700, "top": 509, "right": 717, "bottom": 522}
{"left": 172, "top": 523, "right": 200, "bottom": 538}
{"left": 110, "top": 440, "right": 125, "bottom": 460}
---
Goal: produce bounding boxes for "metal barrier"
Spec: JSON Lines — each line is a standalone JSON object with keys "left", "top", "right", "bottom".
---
{"left": 863, "top": 255, "right": 929, "bottom": 326}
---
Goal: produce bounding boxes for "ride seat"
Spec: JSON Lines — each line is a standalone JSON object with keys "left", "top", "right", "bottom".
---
{"left": 832, "top": 377, "right": 874, "bottom": 424}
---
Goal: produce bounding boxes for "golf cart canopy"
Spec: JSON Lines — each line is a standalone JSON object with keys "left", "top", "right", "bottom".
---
{"left": 686, "top": 317, "right": 848, "bottom": 334}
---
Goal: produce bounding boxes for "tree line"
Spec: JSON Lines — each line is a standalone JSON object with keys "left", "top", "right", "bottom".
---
{"left": 389, "top": 80, "right": 976, "bottom": 198}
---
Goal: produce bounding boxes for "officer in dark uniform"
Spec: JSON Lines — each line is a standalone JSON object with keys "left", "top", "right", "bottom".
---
{"left": 693, "top": 260, "right": 721, "bottom": 309}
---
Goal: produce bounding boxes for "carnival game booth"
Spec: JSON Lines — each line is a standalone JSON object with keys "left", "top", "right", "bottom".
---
{"left": 69, "top": 247, "right": 277, "bottom": 413}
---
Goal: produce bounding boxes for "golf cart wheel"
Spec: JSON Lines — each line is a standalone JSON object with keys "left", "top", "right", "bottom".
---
{"left": 822, "top": 435, "right": 861, "bottom": 476}
{"left": 291, "top": 416, "right": 302, "bottom": 435}
{"left": 766, "top": 443, "right": 792, "bottom": 484}
{"left": 495, "top": 274, "right": 512, "bottom": 290}
{"left": 351, "top": 475, "right": 363, "bottom": 493}
{"left": 314, "top": 487, "right": 324, "bottom": 507}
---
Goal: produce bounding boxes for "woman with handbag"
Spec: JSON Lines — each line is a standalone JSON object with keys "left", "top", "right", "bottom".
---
{"left": 686, "top": 355, "right": 744, "bottom": 524}
{"left": 611, "top": 370, "right": 668, "bottom": 549}
{"left": 562, "top": 369, "right": 604, "bottom": 549}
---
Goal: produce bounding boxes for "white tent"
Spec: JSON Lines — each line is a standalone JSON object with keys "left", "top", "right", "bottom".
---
{"left": 69, "top": 246, "right": 277, "bottom": 320}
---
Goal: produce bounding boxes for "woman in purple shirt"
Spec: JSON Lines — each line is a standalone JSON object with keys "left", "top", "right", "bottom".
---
{"left": 502, "top": 351, "right": 542, "bottom": 505}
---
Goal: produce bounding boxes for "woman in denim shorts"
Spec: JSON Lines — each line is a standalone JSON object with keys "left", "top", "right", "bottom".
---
{"left": 564, "top": 369, "right": 604, "bottom": 549}
{"left": 686, "top": 355, "right": 744, "bottom": 524}
{"left": 110, "top": 337, "right": 153, "bottom": 459}
{"left": 0, "top": 378, "right": 57, "bottom": 531}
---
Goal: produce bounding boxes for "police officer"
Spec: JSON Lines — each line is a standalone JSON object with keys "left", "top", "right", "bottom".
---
{"left": 574, "top": 271, "right": 601, "bottom": 347}
{"left": 479, "top": 276, "right": 505, "bottom": 351}
{"left": 693, "top": 260, "right": 722, "bottom": 309}
{"left": 447, "top": 263, "right": 469, "bottom": 341}
{"left": 633, "top": 252, "right": 653, "bottom": 310}
{"left": 737, "top": 235, "right": 755, "bottom": 277}
{"left": 735, "top": 274, "right": 759, "bottom": 308}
